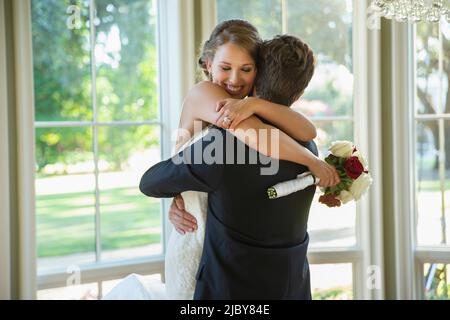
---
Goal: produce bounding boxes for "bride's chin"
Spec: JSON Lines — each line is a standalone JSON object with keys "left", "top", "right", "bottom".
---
{"left": 226, "top": 91, "right": 246, "bottom": 99}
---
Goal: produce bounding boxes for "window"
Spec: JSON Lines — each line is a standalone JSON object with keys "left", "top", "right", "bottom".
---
{"left": 217, "top": 0, "right": 359, "bottom": 300}
{"left": 31, "top": 0, "right": 162, "bottom": 297}
{"left": 423, "top": 263, "right": 450, "bottom": 299}
{"left": 310, "top": 263, "right": 353, "bottom": 300}
{"left": 414, "top": 19, "right": 450, "bottom": 299}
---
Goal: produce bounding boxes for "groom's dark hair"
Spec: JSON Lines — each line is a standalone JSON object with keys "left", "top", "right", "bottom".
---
{"left": 255, "top": 35, "right": 315, "bottom": 106}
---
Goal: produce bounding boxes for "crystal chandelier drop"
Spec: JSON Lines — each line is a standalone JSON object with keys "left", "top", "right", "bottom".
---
{"left": 371, "top": 0, "right": 450, "bottom": 22}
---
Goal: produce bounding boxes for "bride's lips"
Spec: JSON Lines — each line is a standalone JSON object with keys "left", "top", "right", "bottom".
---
{"left": 224, "top": 84, "right": 244, "bottom": 97}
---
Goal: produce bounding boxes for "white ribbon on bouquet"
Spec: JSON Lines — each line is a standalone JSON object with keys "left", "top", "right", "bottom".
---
{"left": 267, "top": 171, "right": 320, "bottom": 199}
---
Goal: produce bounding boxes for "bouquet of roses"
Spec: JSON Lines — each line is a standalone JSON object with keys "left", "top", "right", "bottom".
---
{"left": 267, "top": 141, "right": 372, "bottom": 207}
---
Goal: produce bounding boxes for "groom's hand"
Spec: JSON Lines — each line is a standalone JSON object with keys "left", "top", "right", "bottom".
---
{"left": 169, "top": 195, "right": 198, "bottom": 235}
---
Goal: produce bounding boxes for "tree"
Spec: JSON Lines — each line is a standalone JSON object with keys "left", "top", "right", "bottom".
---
{"left": 217, "top": 0, "right": 354, "bottom": 152}
{"left": 32, "top": 0, "right": 159, "bottom": 172}
{"left": 416, "top": 22, "right": 450, "bottom": 170}
{"left": 217, "top": 0, "right": 282, "bottom": 40}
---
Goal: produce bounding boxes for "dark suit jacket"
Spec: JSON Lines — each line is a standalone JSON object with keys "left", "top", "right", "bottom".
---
{"left": 139, "top": 127, "right": 317, "bottom": 299}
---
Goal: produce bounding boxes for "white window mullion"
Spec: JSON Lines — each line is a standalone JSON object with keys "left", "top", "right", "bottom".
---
{"left": 34, "top": 120, "right": 161, "bottom": 128}
{"left": 89, "top": 0, "right": 101, "bottom": 262}
{"left": 38, "top": 257, "right": 164, "bottom": 290}
{"left": 437, "top": 22, "right": 447, "bottom": 247}
{"left": 415, "top": 260, "right": 425, "bottom": 299}
{"left": 391, "top": 21, "right": 416, "bottom": 300}
{"left": 307, "top": 248, "right": 361, "bottom": 264}
{"left": 200, "top": 0, "right": 217, "bottom": 42}
{"left": 281, "top": 0, "right": 288, "bottom": 34}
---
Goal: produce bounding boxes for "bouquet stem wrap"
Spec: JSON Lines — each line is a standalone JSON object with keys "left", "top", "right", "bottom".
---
{"left": 267, "top": 172, "right": 319, "bottom": 199}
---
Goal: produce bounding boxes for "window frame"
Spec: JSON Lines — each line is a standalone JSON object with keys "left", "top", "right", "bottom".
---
{"left": 15, "top": 0, "right": 386, "bottom": 299}
{"left": 410, "top": 21, "right": 450, "bottom": 299}
{"left": 13, "top": 0, "right": 196, "bottom": 298}
{"left": 390, "top": 19, "right": 450, "bottom": 300}
{"left": 208, "top": 0, "right": 384, "bottom": 300}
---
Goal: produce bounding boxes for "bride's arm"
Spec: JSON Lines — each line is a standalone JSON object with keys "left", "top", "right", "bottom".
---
{"left": 245, "top": 97, "right": 317, "bottom": 142}
{"left": 169, "top": 82, "right": 339, "bottom": 234}
{"left": 216, "top": 97, "right": 316, "bottom": 142}
{"left": 232, "top": 116, "right": 318, "bottom": 168}
{"left": 181, "top": 81, "right": 317, "bottom": 167}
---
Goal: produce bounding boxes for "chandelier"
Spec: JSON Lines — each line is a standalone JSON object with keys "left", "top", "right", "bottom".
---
{"left": 371, "top": 0, "right": 450, "bottom": 22}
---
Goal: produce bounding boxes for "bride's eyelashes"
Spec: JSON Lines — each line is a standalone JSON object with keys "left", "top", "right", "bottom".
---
{"left": 219, "top": 66, "right": 253, "bottom": 73}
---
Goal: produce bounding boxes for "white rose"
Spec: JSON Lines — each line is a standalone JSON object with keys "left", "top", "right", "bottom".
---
{"left": 352, "top": 150, "right": 368, "bottom": 169}
{"left": 329, "top": 140, "right": 353, "bottom": 158}
{"left": 349, "top": 173, "right": 373, "bottom": 201}
{"left": 337, "top": 190, "right": 354, "bottom": 204}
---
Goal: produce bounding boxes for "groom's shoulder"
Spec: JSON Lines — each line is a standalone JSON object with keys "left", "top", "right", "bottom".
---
{"left": 298, "top": 139, "right": 319, "bottom": 157}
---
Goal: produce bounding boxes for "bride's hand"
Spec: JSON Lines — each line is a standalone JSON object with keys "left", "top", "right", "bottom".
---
{"left": 169, "top": 195, "right": 198, "bottom": 234}
{"left": 308, "top": 158, "right": 340, "bottom": 188}
{"left": 215, "top": 98, "right": 255, "bottom": 130}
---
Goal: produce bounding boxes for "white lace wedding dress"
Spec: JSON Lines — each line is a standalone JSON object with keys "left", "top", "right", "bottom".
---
{"left": 164, "top": 190, "right": 208, "bottom": 299}
{"left": 103, "top": 130, "right": 209, "bottom": 300}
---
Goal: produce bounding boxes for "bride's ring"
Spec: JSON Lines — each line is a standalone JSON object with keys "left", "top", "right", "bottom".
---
{"left": 223, "top": 116, "right": 232, "bottom": 125}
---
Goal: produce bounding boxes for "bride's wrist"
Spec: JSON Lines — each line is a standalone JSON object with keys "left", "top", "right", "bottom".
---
{"left": 304, "top": 154, "right": 319, "bottom": 168}
{"left": 246, "top": 97, "right": 259, "bottom": 114}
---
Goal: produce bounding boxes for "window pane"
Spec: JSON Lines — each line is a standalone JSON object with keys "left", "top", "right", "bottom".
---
{"left": 31, "top": 0, "right": 92, "bottom": 122}
{"left": 443, "top": 19, "right": 450, "bottom": 115}
{"left": 36, "top": 127, "right": 96, "bottom": 272}
{"left": 424, "top": 263, "right": 450, "bottom": 300}
{"left": 307, "top": 120, "right": 356, "bottom": 247}
{"left": 447, "top": 121, "right": 450, "bottom": 243}
{"left": 217, "top": 0, "right": 356, "bottom": 247}
{"left": 416, "top": 120, "right": 450, "bottom": 246}
{"left": 216, "top": 0, "right": 282, "bottom": 40}
{"left": 98, "top": 125, "right": 162, "bottom": 261}
{"left": 311, "top": 263, "right": 353, "bottom": 300}
{"left": 313, "top": 120, "right": 354, "bottom": 157}
{"left": 415, "top": 22, "right": 444, "bottom": 115}
{"left": 308, "top": 195, "right": 356, "bottom": 248}
{"left": 95, "top": 0, "right": 159, "bottom": 121}
{"left": 287, "top": 0, "right": 353, "bottom": 117}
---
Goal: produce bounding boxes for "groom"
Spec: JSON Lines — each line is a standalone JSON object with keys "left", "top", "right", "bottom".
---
{"left": 140, "top": 35, "right": 317, "bottom": 299}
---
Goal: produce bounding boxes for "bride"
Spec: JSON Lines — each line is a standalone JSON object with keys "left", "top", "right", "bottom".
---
{"left": 104, "top": 19, "right": 337, "bottom": 300}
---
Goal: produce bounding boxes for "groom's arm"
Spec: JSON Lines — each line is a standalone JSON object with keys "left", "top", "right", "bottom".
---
{"left": 139, "top": 130, "right": 224, "bottom": 198}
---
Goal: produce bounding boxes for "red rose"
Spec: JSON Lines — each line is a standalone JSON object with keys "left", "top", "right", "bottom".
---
{"left": 319, "top": 194, "right": 341, "bottom": 208}
{"left": 344, "top": 156, "right": 364, "bottom": 180}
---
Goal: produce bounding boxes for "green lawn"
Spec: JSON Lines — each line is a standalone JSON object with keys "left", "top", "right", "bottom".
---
{"left": 36, "top": 186, "right": 161, "bottom": 258}
{"left": 313, "top": 286, "right": 353, "bottom": 300}
{"left": 417, "top": 179, "right": 450, "bottom": 192}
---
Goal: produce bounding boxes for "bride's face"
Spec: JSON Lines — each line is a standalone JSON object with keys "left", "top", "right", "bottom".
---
{"left": 207, "top": 42, "right": 256, "bottom": 99}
